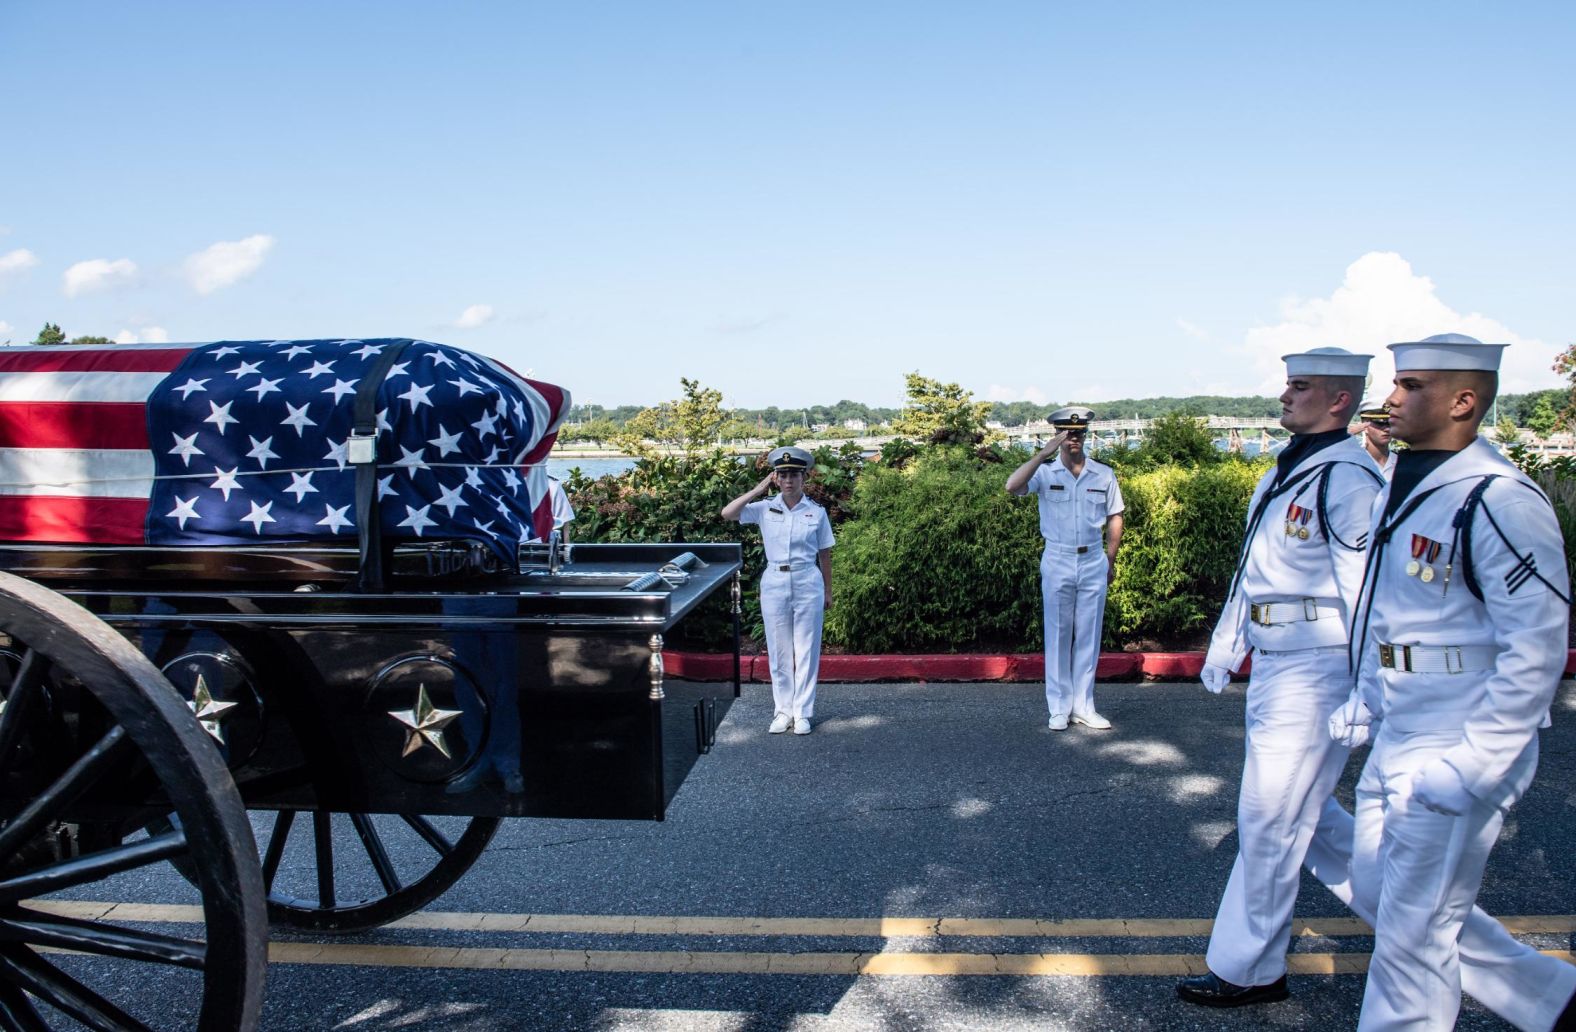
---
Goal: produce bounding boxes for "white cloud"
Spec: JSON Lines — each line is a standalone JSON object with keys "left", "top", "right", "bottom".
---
{"left": 1240, "top": 251, "right": 1559, "bottom": 394}
{"left": 182, "top": 235, "right": 274, "bottom": 295}
{"left": 454, "top": 304, "right": 495, "bottom": 329}
{"left": 1, "top": 248, "right": 40, "bottom": 281}
{"left": 985, "top": 384, "right": 1048, "bottom": 405}
{"left": 114, "top": 326, "right": 170, "bottom": 344}
{"left": 62, "top": 257, "right": 138, "bottom": 297}
{"left": 1176, "top": 318, "right": 1210, "bottom": 341}
{"left": 0, "top": 321, "right": 12, "bottom": 337}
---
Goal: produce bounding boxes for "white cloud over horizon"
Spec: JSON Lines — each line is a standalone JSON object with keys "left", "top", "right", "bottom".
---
{"left": 1, "top": 248, "right": 40, "bottom": 281}
{"left": 114, "top": 326, "right": 170, "bottom": 344}
{"left": 62, "top": 257, "right": 138, "bottom": 297}
{"left": 183, "top": 235, "right": 274, "bottom": 295}
{"left": 1176, "top": 318, "right": 1210, "bottom": 341}
{"left": 454, "top": 304, "right": 495, "bottom": 329}
{"left": 1239, "top": 251, "right": 1559, "bottom": 395}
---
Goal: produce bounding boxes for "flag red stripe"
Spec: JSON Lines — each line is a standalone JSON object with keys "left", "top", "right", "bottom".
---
{"left": 0, "top": 496, "right": 148, "bottom": 544}
{"left": 0, "top": 348, "right": 192, "bottom": 374}
{"left": 0, "top": 403, "right": 149, "bottom": 449}
{"left": 530, "top": 494, "right": 554, "bottom": 543}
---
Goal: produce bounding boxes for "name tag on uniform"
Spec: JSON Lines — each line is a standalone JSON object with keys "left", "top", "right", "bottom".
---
{"left": 1047, "top": 485, "right": 1065, "bottom": 491}
{"left": 768, "top": 507, "right": 784, "bottom": 514}
{"left": 1086, "top": 487, "right": 1107, "bottom": 494}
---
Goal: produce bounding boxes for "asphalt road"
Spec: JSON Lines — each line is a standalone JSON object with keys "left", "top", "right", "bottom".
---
{"left": 44, "top": 679, "right": 1576, "bottom": 1031}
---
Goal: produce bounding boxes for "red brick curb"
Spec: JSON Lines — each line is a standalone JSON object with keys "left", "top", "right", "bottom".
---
{"left": 662, "top": 650, "right": 1576, "bottom": 682}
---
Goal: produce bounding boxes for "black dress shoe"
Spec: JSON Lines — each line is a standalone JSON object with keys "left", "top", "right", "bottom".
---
{"left": 1176, "top": 971, "right": 1289, "bottom": 1008}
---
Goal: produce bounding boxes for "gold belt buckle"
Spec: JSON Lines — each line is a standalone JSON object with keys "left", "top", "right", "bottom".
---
{"left": 1379, "top": 643, "right": 1394, "bottom": 668}
{"left": 1250, "top": 603, "right": 1266, "bottom": 625}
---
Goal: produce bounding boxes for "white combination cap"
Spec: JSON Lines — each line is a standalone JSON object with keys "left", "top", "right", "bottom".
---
{"left": 1281, "top": 347, "right": 1373, "bottom": 377}
{"left": 1388, "top": 333, "right": 1506, "bottom": 372}
{"left": 767, "top": 445, "right": 814, "bottom": 472}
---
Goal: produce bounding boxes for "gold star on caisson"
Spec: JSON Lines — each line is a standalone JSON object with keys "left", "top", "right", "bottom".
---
{"left": 387, "top": 684, "right": 463, "bottom": 759}
{"left": 185, "top": 674, "right": 238, "bottom": 744}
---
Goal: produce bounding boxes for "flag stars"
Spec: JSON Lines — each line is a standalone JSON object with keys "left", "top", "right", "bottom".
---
{"left": 385, "top": 361, "right": 411, "bottom": 381}
{"left": 471, "top": 410, "right": 499, "bottom": 441}
{"left": 210, "top": 346, "right": 242, "bottom": 359}
{"left": 398, "top": 504, "right": 437, "bottom": 537}
{"left": 204, "top": 400, "right": 239, "bottom": 435}
{"left": 428, "top": 424, "right": 463, "bottom": 457}
{"left": 209, "top": 468, "right": 243, "bottom": 501}
{"left": 169, "top": 432, "right": 203, "bottom": 467}
{"left": 449, "top": 377, "right": 481, "bottom": 397}
{"left": 434, "top": 483, "right": 468, "bottom": 516}
{"left": 281, "top": 344, "right": 312, "bottom": 360}
{"left": 398, "top": 381, "right": 434, "bottom": 413}
{"left": 303, "top": 360, "right": 335, "bottom": 379}
{"left": 241, "top": 501, "right": 276, "bottom": 534}
{"left": 246, "top": 376, "right": 284, "bottom": 400}
{"left": 377, "top": 474, "right": 397, "bottom": 500}
{"left": 173, "top": 377, "right": 209, "bottom": 399}
{"left": 323, "top": 378, "right": 359, "bottom": 403}
{"left": 246, "top": 435, "right": 280, "bottom": 469}
{"left": 427, "top": 350, "right": 456, "bottom": 370}
{"left": 281, "top": 401, "right": 316, "bottom": 436}
{"left": 166, "top": 496, "right": 201, "bottom": 530}
{"left": 464, "top": 466, "right": 483, "bottom": 489}
{"left": 351, "top": 342, "right": 384, "bottom": 360}
{"left": 324, "top": 438, "right": 350, "bottom": 470}
{"left": 502, "top": 468, "right": 521, "bottom": 492}
{"left": 317, "top": 504, "right": 353, "bottom": 533}
{"left": 285, "top": 471, "right": 318, "bottom": 502}
{"left": 393, "top": 444, "right": 428, "bottom": 476}
{"left": 227, "top": 360, "right": 263, "bottom": 380}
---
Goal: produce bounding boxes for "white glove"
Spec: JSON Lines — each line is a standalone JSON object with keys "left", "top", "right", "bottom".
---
{"left": 1326, "top": 695, "right": 1374, "bottom": 748}
{"left": 1410, "top": 758, "right": 1474, "bottom": 816}
{"left": 1200, "top": 664, "right": 1232, "bottom": 694}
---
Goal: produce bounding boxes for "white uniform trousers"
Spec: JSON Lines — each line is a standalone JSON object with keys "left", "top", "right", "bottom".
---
{"left": 1206, "top": 652, "right": 1575, "bottom": 1031}
{"left": 1350, "top": 730, "right": 1555, "bottom": 1032}
{"left": 1206, "top": 648, "right": 1350, "bottom": 987}
{"left": 759, "top": 566, "right": 825, "bottom": 720}
{"left": 1040, "top": 545, "right": 1107, "bottom": 719}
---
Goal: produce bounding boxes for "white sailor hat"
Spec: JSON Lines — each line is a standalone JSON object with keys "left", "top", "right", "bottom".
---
{"left": 1388, "top": 333, "right": 1506, "bottom": 372}
{"left": 1049, "top": 406, "right": 1096, "bottom": 432}
{"left": 1281, "top": 347, "right": 1373, "bottom": 377}
{"left": 767, "top": 446, "right": 814, "bottom": 473}
{"left": 1358, "top": 398, "right": 1390, "bottom": 423}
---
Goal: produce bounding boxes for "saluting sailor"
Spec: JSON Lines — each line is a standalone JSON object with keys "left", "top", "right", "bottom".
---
{"left": 1355, "top": 398, "right": 1397, "bottom": 480}
{"left": 1330, "top": 334, "right": 1576, "bottom": 1031}
{"left": 722, "top": 447, "right": 835, "bottom": 736}
{"left": 1180, "top": 347, "right": 1385, "bottom": 1008}
{"left": 1006, "top": 407, "right": 1124, "bottom": 731}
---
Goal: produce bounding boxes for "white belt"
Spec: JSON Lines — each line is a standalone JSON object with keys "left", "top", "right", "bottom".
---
{"left": 1249, "top": 599, "right": 1341, "bottom": 626}
{"left": 770, "top": 563, "right": 812, "bottom": 572}
{"left": 1044, "top": 543, "right": 1097, "bottom": 554}
{"left": 1378, "top": 643, "right": 1496, "bottom": 674}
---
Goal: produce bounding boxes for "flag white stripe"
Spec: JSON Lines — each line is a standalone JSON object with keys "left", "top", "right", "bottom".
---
{"left": 0, "top": 449, "right": 155, "bottom": 497}
{"left": 0, "top": 371, "right": 168, "bottom": 404}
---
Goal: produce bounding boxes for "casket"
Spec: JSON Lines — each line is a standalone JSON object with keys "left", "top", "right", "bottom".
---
{"left": 0, "top": 338, "right": 570, "bottom": 563}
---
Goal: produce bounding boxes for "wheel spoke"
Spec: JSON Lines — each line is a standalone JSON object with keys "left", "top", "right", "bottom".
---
{"left": 312, "top": 812, "right": 335, "bottom": 909}
{"left": 400, "top": 815, "right": 455, "bottom": 858}
{"left": 260, "top": 810, "right": 294, "bottom": 893}
{"left": 0, "top": 908, "right": 205, "bottom": 970}
{"left": 348, "top": 814, "right": 402, "bottom": 897}
{"left": 0, "top": 831, "right": 185, "bottom": 905}
{"left": 0, "top": 727, "right": 129, "bottom": 863}
{"left": 0, "top": 977, "right": 50, "bottom": 1032}
{"left": 0, "top": 649, "right": 43, "bottom": 779}
{"left": 0, "top": 946, "right": 157, "bottom": 1032}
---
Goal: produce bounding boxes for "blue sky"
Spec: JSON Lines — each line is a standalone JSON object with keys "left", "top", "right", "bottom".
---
{"left": 2, "top": 2, "right": 1572, "bottom": 408}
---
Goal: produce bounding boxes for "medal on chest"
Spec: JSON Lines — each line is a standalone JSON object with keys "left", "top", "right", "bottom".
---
{"left": 1407, "top": 534, "right": 1443, "bottom": 582}
{"left": 1285, "top": 503, "right": 1312, "bottom": 541}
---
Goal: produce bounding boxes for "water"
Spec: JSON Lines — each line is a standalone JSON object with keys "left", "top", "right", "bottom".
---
{"left": 545, "top": 456, "right": 636, "bottom": 480}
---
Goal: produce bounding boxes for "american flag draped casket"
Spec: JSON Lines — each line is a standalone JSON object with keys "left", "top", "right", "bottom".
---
{"left": 0, "top": 338, "right": 570, "bottom": 561}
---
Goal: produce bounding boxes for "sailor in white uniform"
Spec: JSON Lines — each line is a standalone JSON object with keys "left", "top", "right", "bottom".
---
{"left": 1006, "top": 407, "right": 1124, "bottom": 730}
{"left": 722, "top": 447, "right": 835, "bottom": 736}
{"left": 1356, "top": 398, "right": 1397, "bottom": 480}
{"left": 1180, "top": 347, "right": 1383, "bottom": 1006}
{"left": 546, "top": 475, "right": 576, "bottom": 535}
{"left": 1331, "top": 333, "right": 1576, "bottom": 1031}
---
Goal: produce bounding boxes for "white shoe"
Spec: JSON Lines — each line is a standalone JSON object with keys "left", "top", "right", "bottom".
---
{"left": 1072, "top": 711, "right": 1112, "bottom": 730}
{"left": 793, "top": 717, "right": 813, "bottom": 735}
{"left": 768, "top": 713, "right": 792, "bottom": 734}
{"left": 1047, "top": 714, "right": 1069, "bottom": 731}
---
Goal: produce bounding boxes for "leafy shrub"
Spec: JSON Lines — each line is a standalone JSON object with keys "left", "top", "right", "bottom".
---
{"left": 823, "top": 446, "right": 1042, "bottom": 652}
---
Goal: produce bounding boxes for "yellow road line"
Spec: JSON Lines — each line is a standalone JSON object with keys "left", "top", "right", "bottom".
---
{"left": 26, "top": 901, "right": 1576, "bottom": 940}
{"left": 262, "top": 944, "right": 1576, "bottom": 977}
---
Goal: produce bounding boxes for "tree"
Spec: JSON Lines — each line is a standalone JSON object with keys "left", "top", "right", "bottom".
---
{"left": 69, "top": 335, "right": 113, "bottom": 346}
{"left": 1493, "top": 416, "right": 1522, "bottom": 447}
{"left": 889, "top": 372, "right": 997, "bottom": 446}
{"left": 611, "top": 378, "right": 728, "bottom": 459}
{"left": 33, "top": 323, "right": 65, "bottom": 345}
{"left": 1527, "top": 395, "right": 1559, "bottom": 439}
{"left": 1141, "top": 411, "right": 1219, "bottom": 467}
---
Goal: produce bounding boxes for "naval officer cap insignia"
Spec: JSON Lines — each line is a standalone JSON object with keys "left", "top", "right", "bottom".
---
{"left": 1281, "top": 347, "right": 1373, "bottom": 377}
{"left": 767, "top": 445, "right": 814, "bottom": 473}
{"left": 1049, "top": 406, "right": 1096, "bottom": 433}
{"left": 1388, "top": 332, "right": 1506, "bottom": 372}
{"left": 1359, "top": 398, "right": 1391, "bottom": 424}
